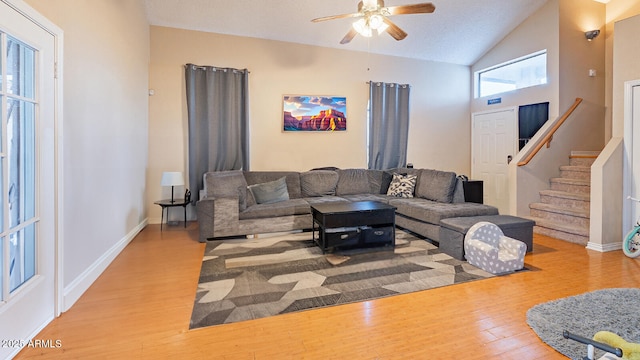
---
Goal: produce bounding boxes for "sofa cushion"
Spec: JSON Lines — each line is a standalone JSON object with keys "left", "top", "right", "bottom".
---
{"left": 335, "top": 169, "right": 371, "bottom": 195}
{"left": 415, "top": 169, "right": 457, "bottom": 203}
{"left": 203, "top": 170, "right": 249, "bottom": 211}
{"left": 389, "top": 197, "right": 499, "bottom": 224}
{"left": 239, "top": 198, "right": 310, "bottom": 220}
{"left": 248, "top": 177, "right": 290, "bottom": 204}
{"left": 340, "top": 194, "right": 391, "bottom": 203}
{"left": 303, "top": 196, "right": 350, "bottom": 205}
{"left": 300, "top": 170, "right": 339, "bottom": 197}
{"left": 387, "top": 173, "right": 417, "bottom": 198}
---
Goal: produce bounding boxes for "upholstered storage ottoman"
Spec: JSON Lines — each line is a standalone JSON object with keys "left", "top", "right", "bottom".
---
{"left": 438, "top": 215, "right": 535, "bottom": 260}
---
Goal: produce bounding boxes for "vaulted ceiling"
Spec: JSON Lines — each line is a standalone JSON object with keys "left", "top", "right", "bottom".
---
{"left": 144, "top": 0, "right": 604, "bottom": 66}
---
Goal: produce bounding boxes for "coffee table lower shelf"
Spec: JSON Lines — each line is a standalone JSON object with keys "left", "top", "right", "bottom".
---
{"left": 313, "top": 225, "right": 395, "bottom": 253}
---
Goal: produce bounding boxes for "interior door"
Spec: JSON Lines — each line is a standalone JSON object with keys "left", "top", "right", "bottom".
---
{"left": 0, "top": 1, "right": 57, "bottom": 358}
{"left": 471, "top": 108, "right": 517, "bottom": 214}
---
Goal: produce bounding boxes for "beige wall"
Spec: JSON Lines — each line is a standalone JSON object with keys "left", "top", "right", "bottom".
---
{"left": 559, "top": 0, "right": 606, "bottom": 111}
{"left": 471, "top": 0, "right": 560, "bottom": 117}
{"left": 612, "top": 13, "right": 640, "bottom": 137}
{"left": 148, "top": 26, "right": 471, "bottom": 223}
{"left": 613, "top": 14, "right": 640, "bottom": 234}
{"left": 471, "top": 0, "right": 606, "bottom": 118}
{"left": 588, "top": 11, "right": 640, "bottom": 250}
{"left": 605, "top": 0, "right": 640, "bottom": 139}
{"left": 25, "top": 0, "right": 150, "bottom": 308}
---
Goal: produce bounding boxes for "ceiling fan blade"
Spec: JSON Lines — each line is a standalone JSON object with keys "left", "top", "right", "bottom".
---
{"left": 311, "top": 12, "right": 362, "bottom": 23}
{"left": 340, "top": 28, "right": 359, "bottom": 44}
{"left": 386, "top": 3, "right": 435, "bottom": 16}
{"left": 382, "top": 18, "right": 408, "bottom": 41}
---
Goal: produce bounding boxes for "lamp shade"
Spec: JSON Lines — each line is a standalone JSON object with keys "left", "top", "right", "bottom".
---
{"left": 160, "top": 172, "right": 184, "bottom": 187}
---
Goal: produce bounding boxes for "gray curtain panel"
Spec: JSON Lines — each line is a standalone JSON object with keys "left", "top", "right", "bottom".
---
{"left": 367, "top": 81, "right": 411, "bottom": 170}
{"left": 185, "top": 64, "right": 250, "bottom": 200}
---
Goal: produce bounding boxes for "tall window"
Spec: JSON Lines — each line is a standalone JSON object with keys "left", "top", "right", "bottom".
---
{"left": 476, "top": 50, "right": 547, "bottom": 98}
{"left": 1, "top": 35, "right": 37, "bottom": 299}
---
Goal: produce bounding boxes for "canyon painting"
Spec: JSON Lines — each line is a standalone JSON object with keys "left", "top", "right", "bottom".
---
{"left": 283, "top": 95, "right": 347, "bottom": 132}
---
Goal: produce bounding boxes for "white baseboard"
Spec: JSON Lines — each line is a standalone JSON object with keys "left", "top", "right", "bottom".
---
{"left": 586, "top": 241, "right": 621, "bottom": 252}
{"left": 3, "top": 313, "right": 55, "bottom": 360}
{"left": 62, "top": 218, "right": 148, "bottom": 312}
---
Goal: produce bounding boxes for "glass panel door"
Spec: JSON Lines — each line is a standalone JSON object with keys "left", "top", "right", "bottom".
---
{"left": 3, "top": 35, "right": 37, "bottom": 295}
{"left": 0, "top": 2, "right": 56, "bottom": 357}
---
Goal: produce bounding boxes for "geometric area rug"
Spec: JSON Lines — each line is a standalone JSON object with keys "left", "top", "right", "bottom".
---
{"left": 526, "top": 288, "right": 640, "bottom": 359}
{"left": 190, "top": 229, "right": 494, "bottom": 329}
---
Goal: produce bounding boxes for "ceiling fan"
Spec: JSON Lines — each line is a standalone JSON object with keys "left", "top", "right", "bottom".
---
{"left": 311, "top": 0, "right": 436, "bottom": 44}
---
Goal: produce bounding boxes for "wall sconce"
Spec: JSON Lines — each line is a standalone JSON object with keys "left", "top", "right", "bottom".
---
{"left": 585, "top": 30, "right": 600, "bottom": 41}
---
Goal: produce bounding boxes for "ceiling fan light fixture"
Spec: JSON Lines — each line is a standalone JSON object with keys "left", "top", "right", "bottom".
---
{"left": 377, "top": 21, "right": 389, "bottom": 34}
{"left": 353, "top": 18, "right": 373, "bottom": 37}
{"left": 369, "top": 14, "right": 384, "bottom": 29}
{"left": 362, "top": 0, "right": 379, "bottom": 11}
{"left": 314, "top": 1, "right": 435, "bottom": 44}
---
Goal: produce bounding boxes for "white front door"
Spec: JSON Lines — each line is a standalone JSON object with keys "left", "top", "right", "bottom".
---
{"left": 0, "top": 1, "right": 57, "bottom": 358}
{"left": 471, "top": 108, "right": 517, "bottom": 214}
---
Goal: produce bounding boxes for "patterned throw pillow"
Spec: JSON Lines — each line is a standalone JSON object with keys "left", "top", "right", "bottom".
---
{"left": 386, "top": 173, "right": 417, "bottom": 198}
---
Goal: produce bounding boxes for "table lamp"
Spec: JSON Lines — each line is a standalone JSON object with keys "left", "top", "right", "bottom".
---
{"left": 161, "top": 171, "right": 184, "bottom": 203}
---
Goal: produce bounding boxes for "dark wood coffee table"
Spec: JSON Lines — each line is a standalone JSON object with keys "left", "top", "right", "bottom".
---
{"left": 310, "top": 201, "right": 396, "bottom": 253}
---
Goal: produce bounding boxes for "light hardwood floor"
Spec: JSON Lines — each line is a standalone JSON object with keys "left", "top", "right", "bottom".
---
{"left": 16, "top": 223, "right": 640, "bottom": 359}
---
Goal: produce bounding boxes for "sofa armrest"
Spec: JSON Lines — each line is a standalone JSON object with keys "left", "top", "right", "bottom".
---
{"left": 196, "top": 196, "right": 241, "bottom": 242}
{"left": 499, "top": 236, "right": 527, "bottom": 257}
{"left": 212, "top": 197, "right": 240, "bottom": 235}
{"left": 196, "top": 198, "right": 215, "bottom": 243}
{"left": 465, "top": 238, "right": 498, "bottom": 258}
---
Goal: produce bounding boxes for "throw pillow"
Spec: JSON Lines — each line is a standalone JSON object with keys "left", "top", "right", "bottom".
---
{"left": 386, "top": 173, "right": 417, "bottom": 198}
{"left": 248, "top": 177, "right": 290, "bottom": 204}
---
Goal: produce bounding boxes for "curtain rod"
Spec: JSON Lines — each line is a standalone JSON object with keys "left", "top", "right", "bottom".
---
{"left": 185, "top": 64, "right": 250, "bottom": 73}
{"left": 367, "top": 81, "right": 411, "bottom": 88}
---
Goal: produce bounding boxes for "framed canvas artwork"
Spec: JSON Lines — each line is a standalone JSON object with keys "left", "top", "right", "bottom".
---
{"left": 283, "top": 95, "right": 347, "bottom": 132}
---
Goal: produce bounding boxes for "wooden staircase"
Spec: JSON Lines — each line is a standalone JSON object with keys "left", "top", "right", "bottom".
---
{"left": 528, "top": 151, "right": 598, "bottom": 245}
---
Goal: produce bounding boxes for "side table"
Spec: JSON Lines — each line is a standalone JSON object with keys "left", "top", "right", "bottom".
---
{"left": 154, "top": 199, "right": 189, "bottom": 231}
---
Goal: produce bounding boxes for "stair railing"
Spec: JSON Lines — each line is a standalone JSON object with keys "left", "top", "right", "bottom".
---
{"left": 517, "top": 97, "right": 583, "bottom": 166}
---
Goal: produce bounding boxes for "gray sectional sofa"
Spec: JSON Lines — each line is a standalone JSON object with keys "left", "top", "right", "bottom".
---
{"left": 195, "top": 168, "right": 499, "bottom": 244}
